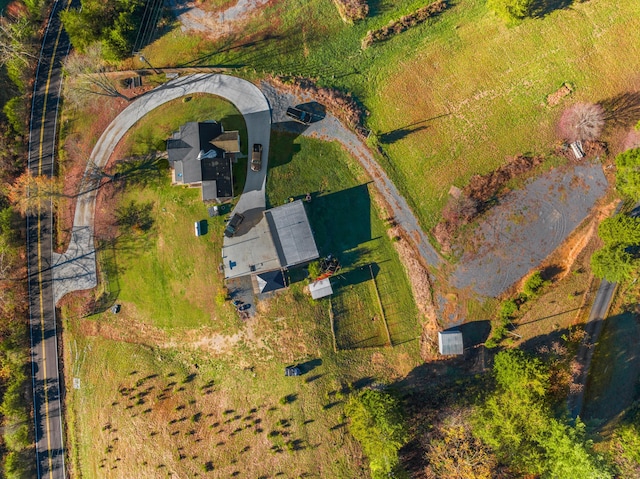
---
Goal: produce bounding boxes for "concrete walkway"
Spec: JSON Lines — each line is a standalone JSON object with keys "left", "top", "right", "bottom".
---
{"left": 52, "top": 74, "right": 271, "bottom": 303}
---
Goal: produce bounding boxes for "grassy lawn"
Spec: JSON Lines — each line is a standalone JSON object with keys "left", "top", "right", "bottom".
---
{"left": 267, "top": 132, "right": 420, "bottom": 349}
{"left": 64, "top": 124, "right": 421, "bottom": 476}
{"left": 144, "top": 0, "right": 640, "bottom": 233}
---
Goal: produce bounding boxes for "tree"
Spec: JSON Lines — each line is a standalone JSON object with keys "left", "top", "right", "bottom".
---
{"left": 345, "top": 389, "right": 407, "bottom": 478}
{"left": 61, "top": 0, "right": 146, "bottom": 61}
{"left": 616, "top": 148, "right": 640, "bottom": 200}
{"left": 473, "top": 350, "right": 611, "bottom": 478}
{"left": 0, "top": 15, "right": 37, "bottom": 68}
{"left": 558, "top": 103, "right": 606, "bottom": 142}
{"left": 598, "top": 214, "right": 640, "bottom": 246}
{"left": 6, "top": 171, "right": 62, "bottom": 216}
{"left": 590, "top": 243, "right": 638, "bottom": 282}
{"left": 487, "top": 0, "right": 536, "bottom": 20}
{"left": 426, "top": 413, "right": 498, "bottom": 479}
{"left": 523, "top": 270, "right": 547, "bottom": 297}
{"left": 63, "top": 45, "right": 131, "bottom": 109}
{"left": 115, "top": 200, "right": 154, "bottom": 233}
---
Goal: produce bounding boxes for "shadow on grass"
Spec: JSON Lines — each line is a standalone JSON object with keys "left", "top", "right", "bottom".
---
{"left": 298, "top": 358, "right": 322, "bottom": 374}
{"left": 532, "top": 0, "right": 574, "bottom": 17}
{"left": 265, "top": 132, "right": 302, "bottom": 173}
{"left": 307, "top": 183, "right": 373, "bottom": 259}
{"left": 600, "top": 91, "right": 640, "bottom": 130}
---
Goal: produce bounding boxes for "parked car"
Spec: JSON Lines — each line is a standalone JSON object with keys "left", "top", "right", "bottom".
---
{"left": 224, "top": 213, "right": 245, "bottom": 238}
{"left": 284, "top": 366, "right": 301, "bottom": 377}
{"left": 251, "top": 143, "right": 262, "bottom": 171}
{"left": 285, "top": 106, "right": 312, "bottom": 124}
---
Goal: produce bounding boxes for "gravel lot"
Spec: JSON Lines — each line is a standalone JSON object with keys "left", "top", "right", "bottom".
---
{"left": 451, "top": 163, "right": 608, "bottom": 297}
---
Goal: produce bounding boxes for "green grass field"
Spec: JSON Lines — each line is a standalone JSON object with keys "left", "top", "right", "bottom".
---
{"left": 267, "top": 132, "right": 420, "bottom": 348}
{"left": 64, "top": 108, "right": 421, "bottom": 476}
{"left": 145, "top": 0, "right": 640, "bottom": 233}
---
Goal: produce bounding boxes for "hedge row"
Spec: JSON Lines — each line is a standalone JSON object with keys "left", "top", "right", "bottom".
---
{"left": 361, "top": 0, "right": 448, "bottom": 49}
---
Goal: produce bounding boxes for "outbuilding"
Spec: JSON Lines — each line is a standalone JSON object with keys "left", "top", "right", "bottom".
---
{"left": 438, "top": 330, "right": 464, "bottom": 356}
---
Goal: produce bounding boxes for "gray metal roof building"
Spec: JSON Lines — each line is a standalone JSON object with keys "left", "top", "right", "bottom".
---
{"left": 438, "top": 330, "right": 464, "bottom": 356}
{"left": 265, "top": 200, "right": 320, "bottom": 268}
{"left": 167, "top": 121, "right": 240, "bottom": 201}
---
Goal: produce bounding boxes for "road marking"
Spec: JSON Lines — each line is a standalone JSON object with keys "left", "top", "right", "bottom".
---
{"left": 35, "top": 1, "right": 70, "bottom": 477}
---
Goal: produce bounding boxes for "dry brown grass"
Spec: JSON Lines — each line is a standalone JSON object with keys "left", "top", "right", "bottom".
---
{"left": 333, "top": 0, "right": 369, "bottom": 23}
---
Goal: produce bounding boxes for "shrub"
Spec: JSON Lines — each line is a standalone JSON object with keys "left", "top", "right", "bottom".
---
{"left": 523, "top": 271, "right": 546, "bottom": 297}
{"left": 487, "top": 0, "right": 536, "bottom": 20}
{"left": 333, "top": 0, "right": 368, "bottom": 23}
{"left": 361, "top": 0, "right": 448, "bottom": 49}
{"left": 2, "top": 97, "right": 26, "bottom": 135}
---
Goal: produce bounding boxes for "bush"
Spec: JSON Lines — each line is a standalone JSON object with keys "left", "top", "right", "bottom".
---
{"left": 523, "top": 271, "right": 546, "bottom": 297}
{"left": 2, "top": 97, "right": 26, "bottom": 135}
{"left": 498, "top": 299, "right": 518, "bottom": 321}
{"left": 333, "top": 0, "right": 368, "bottom": 23}
{"left": 487, "top": 0, "right": 536, "bottom": 21}
{"left": 361, "top": 0, "right": 448, "bottom": 49}
{"left": 307, "top": 260, "right": 322, "bottom": 280}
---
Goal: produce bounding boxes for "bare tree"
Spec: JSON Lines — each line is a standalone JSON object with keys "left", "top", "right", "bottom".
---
{"left": 63, "top": 44, "right": 132, "bottom": 108}
{"left": 0, "top": 15, "right": 37, "bottom": 67}
{"left": 557, "top": 102, "right": 605, "bottom": 142}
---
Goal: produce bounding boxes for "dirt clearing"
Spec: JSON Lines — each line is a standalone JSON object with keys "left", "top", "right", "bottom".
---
{"left": 451, "top": 162, "right": 608, "bottom": 298}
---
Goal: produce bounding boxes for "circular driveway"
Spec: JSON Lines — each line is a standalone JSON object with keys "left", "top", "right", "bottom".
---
{"left": 74, "top": 73, "right": 271, "bottom": 229}
{"left": 55, "top": 74, "right": 271, "bottom": 302}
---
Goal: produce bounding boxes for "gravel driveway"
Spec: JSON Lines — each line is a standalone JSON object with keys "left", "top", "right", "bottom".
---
{"left": 260, "top": 82, "right": 443, "bottom": 268}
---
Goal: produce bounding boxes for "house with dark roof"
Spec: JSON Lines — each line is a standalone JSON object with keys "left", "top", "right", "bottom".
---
{"left": 167, "top": 121, "right": 240, "bottom": 202}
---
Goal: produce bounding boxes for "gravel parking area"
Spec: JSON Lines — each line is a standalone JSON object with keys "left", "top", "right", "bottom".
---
{"left": 451, "top": 163, "right": 608, "bottom": 297}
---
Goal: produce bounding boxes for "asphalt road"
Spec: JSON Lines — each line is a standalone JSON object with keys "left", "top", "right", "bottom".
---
{"left": 567, "top": 279, "right": 617, "bottom": 419}
{"left": 26, "top": 1, "right": 73, "bottom": 478}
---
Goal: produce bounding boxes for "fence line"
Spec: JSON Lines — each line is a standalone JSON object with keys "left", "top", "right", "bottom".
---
{"left": 370, "top": 264, "right": 392, "bottom": 347}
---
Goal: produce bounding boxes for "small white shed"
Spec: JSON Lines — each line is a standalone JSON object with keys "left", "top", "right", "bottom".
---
{"left": 309, "top": 278, "right": 333, "bottom": 299}
{"left": 438, "top": 330, "right": 464, "bottom": 356}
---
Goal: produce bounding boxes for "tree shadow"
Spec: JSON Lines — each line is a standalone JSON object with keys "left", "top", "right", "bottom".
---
{"left": 599, "top": 91, "right": 640, "bottom": 130}
{"left": 265, "top": 131, "right": 302, "bottom": 171}
{"left": 540, "top": 264, "right": 564, "bottom": 282}
{"left": 531, "top": 0, "right": 574, "bottom": 17}
{"left": 295, "top": 102, "right": 326, "bottom": 123}
{"left": 297, "top": 358, "right": 322, "bottom": 374}
{"left": 306, "top": 183, "right": 373, "bottom": 257}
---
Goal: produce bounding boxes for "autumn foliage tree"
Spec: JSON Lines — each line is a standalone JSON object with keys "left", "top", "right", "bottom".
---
{"left": 425, "top": 412, "right": 498, "bottom": 479}
{"left": 6, "top": 171, "right": 62, "bottom": 216}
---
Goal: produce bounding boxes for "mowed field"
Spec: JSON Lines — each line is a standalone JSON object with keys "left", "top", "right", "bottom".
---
{"left": 143, "top": 0, "right": 640, "bottom": 232}
{"left": 64, "top": 98, "right": 421, "bottom": 477}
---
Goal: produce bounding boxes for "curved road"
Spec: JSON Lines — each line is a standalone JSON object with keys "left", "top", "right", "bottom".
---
{"left": 54, "top": 74, "right": 271, "bottom": 299}
{"left": 26, "top": 0, "right": 74, "bottom": 478}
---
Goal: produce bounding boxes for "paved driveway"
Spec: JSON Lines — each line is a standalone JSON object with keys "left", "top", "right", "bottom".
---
{"left": 54, "top": 74, "right": 271, "bottom": 302}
